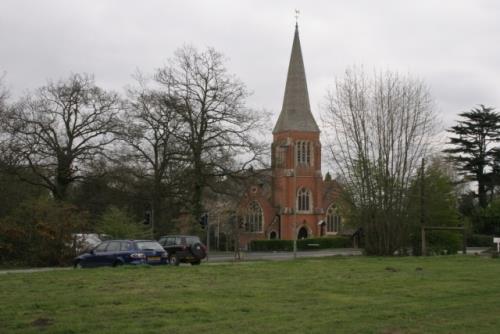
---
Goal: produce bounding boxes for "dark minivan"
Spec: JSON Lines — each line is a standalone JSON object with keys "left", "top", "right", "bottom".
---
{"left": 74, "top": 240, "right": 168, "bottom": 268}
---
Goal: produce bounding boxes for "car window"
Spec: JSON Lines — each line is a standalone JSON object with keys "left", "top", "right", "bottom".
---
{"left": 135, "top": 241, "right": 164, "bottom": 251}
{"left": 106, "top": 241, "right": 121, "bottom": 252}
{"left": 94, "top": 242, "right": 108, "bottom": 252}
{"left": 186, "top": 236, "right": 201, "bottom": 245}
{"left": 176, "top": 237, "right": 185, "bottom": 245}
{"left": 158, "top": 238, "right": 166, "bottom": 246}
{"left": 120, "top": 242, "right": 132, "bottom": 251}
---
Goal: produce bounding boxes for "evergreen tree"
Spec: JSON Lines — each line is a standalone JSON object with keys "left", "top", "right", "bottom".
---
{"left": 444, "top": 105, "right": 500, "bottom": 208}
{"left": 324, "top": 172, "right": 332, "bottom": 182}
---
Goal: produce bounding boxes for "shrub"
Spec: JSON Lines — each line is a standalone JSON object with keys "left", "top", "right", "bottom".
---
{"left": 0, "top": 197, "right": 89, "bottom": 266}
{"left": 467, "top": 234, "right": 495, "bottom": 247}
{"left": 412, "top": 230, "right": 463, "bottom": 256}
{"left": 95, "top": 206, "right": 148, "bottom": 239}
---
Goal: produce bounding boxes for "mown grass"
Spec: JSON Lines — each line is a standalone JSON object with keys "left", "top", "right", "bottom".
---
{"left": 1, "top": 256, "right": 500, "bottom": 333}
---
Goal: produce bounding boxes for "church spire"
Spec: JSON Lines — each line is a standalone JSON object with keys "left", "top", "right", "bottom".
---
{"left": 273, "top": 23, "right": 320, "bottom": 134}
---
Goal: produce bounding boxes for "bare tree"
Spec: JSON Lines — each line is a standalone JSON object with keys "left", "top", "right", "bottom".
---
{"left": 323, "top": 67, "right": 437, "bottom": 255}
{"left": 155, "top": 46, "right": 268, "bottom": 218}
{"left": 0, "top": 73, "right": 7, "bottom": 115}
{"left": 3, "top": 74, "right": 120, "bottom": 200}
{"left": 0, "top": 73, "right": 10, "bottom": 163}
{"left": 118, "top": 76, "right": 188, "bottom": 234}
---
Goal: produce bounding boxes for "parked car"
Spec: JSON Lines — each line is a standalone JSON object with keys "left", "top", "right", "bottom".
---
{"left": 73, "top": 240, "right": 168, "bottom": 268}
{"left": 71, "top": 233, "right": 110, "bottom": 253}
{"left": 158, "top": 235, "right": 207, "bottom": 265}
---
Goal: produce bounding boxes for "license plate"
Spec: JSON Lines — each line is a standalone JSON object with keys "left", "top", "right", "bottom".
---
{"left": 148, "top": 256, "right": 161, "bottom": 262}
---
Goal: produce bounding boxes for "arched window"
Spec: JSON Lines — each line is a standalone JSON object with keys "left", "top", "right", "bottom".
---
{"left": 296, "top": 141, "right": 312, "bottom": 166}
{"left": 245, "top": 201, "right": 263, "bottom": 233}
{"left": 326, "top": 205, "right": 341, "bottom": 233}
{"left": 296, "top": 188, "right": 312, "bottom": 212}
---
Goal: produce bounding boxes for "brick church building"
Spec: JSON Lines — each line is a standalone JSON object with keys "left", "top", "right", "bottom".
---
{"left": 238, "top": 24, "right": 343, "bottom": 249}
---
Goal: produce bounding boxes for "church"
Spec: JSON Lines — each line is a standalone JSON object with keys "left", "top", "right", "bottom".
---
{"left": 237, "top": 24, "right": 343, "bottom": 249}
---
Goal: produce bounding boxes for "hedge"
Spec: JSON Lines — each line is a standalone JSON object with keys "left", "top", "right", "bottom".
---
{"left": 412, "top": 230, "right": 462, "bottom": 256}
{"left": 249, "top": 236, "right": 351, "bottom": 252}
{"left": 297, "top": 237, "right": 351, "bottom": 250}
{"left": 249, "top": 240, "right": 293, "bottom": 251}
{"left": 467, "top": 234, "right": 495, "bottom": 247}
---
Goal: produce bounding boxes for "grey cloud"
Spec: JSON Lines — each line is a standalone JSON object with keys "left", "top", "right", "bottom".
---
{"left": 0, "top": 0, "right": 498, "bottom": 133}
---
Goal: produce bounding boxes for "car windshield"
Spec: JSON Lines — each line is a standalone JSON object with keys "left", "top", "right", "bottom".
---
{"left": 135, "top": 241, "right": 164, "bottom": 251}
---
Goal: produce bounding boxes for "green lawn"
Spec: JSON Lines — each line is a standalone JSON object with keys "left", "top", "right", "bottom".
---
{"left": 1, "top": 256, "right": 500, "bottom": 334}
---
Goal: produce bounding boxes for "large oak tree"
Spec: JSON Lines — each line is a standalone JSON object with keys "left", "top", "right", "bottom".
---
{"left": 154, "top": 46, "right": 267, "bottom": 218}
{"left": 3, "top": 74, "right": 120, "bottom": 200}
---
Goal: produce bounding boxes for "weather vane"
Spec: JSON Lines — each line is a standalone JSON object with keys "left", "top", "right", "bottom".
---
{"left": 295, "top": 9, "right": 300, "bottom": 25}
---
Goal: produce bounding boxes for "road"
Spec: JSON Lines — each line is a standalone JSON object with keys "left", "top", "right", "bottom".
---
{"left": 206, "top": 248, "right": 362, "bottom": 262}
{"left": 0, "top": 248, "right": 362, "bottom": 274}
{"left": 0, "top": 247, "right": 490, "bottom": 274}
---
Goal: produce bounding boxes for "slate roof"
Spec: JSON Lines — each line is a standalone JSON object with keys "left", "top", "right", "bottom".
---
{"left": 273, "top": 24, "right": 320, "bottom": 134}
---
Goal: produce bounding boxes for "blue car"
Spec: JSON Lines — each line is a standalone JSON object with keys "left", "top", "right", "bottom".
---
{"left": 74, "top": 240, "right": 168, "bottom": 268}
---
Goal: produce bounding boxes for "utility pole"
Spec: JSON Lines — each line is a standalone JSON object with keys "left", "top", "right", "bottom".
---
{"left": 151, "top": 207, "right": 155, "bottom": 240}
{"left": 293, "top": 153, "right": 297, "bottom": 260}
{"left": 420, "top": 158, "right": 426, "bottom": 256}
{"left": 216, "top": 215, "right": 220, "bottom": 251}
{"left": 280, "top": 139, "right": 297, "bottom": 259}
{"left": 206, "top": 214, "right": 210, "bottom": 262}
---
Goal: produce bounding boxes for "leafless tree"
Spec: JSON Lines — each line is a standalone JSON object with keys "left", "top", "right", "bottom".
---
{"left": 3, "top": 74, "right": 120, "bottom": 200}
{"left": 155, "top": 46, "right": 268, "bottom": 218}
{"left": 118, "top": 75, "right": 188, "bottom": 234}
{"left": 323, "top": 67, "right": 437, "bottom": 255}
{"left": 0, "top": 73, "right": 7, "bottom": 114}
{"left": 0, "top": 74, "right": 10, "bottom": 163}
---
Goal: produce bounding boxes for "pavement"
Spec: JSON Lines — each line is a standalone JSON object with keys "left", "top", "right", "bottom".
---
{"left": 206, "top": 248, "right": 363, "bottom": 262}
{"left": 465, "top": 247, "right": 489, "bottom": 255}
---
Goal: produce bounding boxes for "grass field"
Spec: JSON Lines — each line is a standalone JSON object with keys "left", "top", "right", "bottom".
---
{"left": 1, "top": 256, "right": 500, "bottom": 334}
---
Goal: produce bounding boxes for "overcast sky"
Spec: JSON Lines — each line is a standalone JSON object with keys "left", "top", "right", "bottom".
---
{"left": 1, "top": 0, "right": 499, "bottom": 133}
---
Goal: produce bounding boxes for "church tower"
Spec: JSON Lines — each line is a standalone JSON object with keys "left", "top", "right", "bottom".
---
{"left": 272, "top": 23, "right": 324, "bottom": 240}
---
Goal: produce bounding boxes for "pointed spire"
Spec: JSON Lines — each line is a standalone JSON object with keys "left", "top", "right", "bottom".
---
{"left": 273, "top": 24, "right": 319, "bottom": 134}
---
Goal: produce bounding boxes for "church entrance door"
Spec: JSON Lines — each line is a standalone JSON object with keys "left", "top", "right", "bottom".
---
{"left": 297, "top": 227, "right": 308, "bottom": 240}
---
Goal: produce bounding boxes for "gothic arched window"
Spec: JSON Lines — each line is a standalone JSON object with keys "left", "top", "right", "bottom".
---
{"left": 245, "top": 201, "right": 264, "bottom": 233}
{"left": 326, "top": 204, "right": 341, "bottom": 233}
{"left": 296, "top": 141, "right": 312, "bottom": 166}
{"left": 296, "top": 188, "right": 312, "bottom": 212}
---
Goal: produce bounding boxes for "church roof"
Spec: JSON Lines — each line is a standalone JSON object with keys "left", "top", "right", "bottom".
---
{"left": 273, "top": 24, "right": 320, "bottom": 134}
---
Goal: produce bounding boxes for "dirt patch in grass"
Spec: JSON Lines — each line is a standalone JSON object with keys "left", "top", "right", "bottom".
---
{"left": 30, "top": 317, "right": 54, "bottom": 328}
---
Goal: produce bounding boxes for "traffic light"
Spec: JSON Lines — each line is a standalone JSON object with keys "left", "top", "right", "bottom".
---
{"left": 144, "top": 211, "right": 151, "bottom": 225}
{"left": 199, "top": 213, "right": 208, "bottom": 229}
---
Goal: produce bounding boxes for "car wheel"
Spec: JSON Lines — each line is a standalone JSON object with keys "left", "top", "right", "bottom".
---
{"left": 191, "top": 260, "right": 201, "bottom": 266}
{"left": 190, "top": 242, "right": 206, "bottom": 260}
{"left": 113, "top": 260, "right": 123, "bottom": 267}
{"left": 169, "top": 254, "right": 180, "bottom": 266}
{"left": 74, "top": 261, "right": 83, "bottom": 269}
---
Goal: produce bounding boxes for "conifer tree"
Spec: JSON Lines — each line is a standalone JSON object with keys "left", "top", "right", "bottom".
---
{"left": 444, "top": 105, "right": 500, "bottom": 208}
